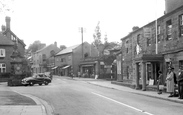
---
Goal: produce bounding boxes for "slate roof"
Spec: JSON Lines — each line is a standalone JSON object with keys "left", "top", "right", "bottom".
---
{"left": 56, "top": 44, "right": 80, "bottom": 56}
{"left": 0, "top": 33, "right": 14, "bottom": 46}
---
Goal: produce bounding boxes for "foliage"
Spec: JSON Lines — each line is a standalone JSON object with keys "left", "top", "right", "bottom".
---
{"left": 60, "top": 45, "right": 67, "bottom": 51}
{"left": 0, "top": 0, "right": 14, "bottom": 15}
{"left": 101, "top": 54, "right": 116, "bottom": 65}
{"left": 26, "top": 40, "right": 46, "bottom": 53}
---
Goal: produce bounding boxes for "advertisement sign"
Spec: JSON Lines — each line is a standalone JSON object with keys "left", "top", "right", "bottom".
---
{"left": 143, "top": 27, "right": 151, "bottom": 38}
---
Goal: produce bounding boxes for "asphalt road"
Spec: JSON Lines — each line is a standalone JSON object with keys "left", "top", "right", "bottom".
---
{"left": 9, "top": 76, "right": 183, "bottom": 115}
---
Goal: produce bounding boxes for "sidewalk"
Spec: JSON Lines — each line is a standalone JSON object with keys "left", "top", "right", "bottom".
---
{"left": 72, "top": 77, "right": 183, "bottom": 104}
{"left": 0, "top": 82, "right": 52, "bottom": 115}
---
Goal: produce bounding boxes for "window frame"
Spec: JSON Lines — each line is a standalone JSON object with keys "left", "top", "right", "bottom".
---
{"left": 0, "top": 63, "right": 6, "bottom": 73}
{"left": 166, "top": 19, "right": 172, "bottom": 40}
{"left": 179, "top": 14, "right": 183, "bottom": 37}
{"left": 0, "top": 49, "right": 5, "bottom": 57}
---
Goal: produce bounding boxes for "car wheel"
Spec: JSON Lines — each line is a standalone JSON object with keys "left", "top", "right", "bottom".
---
{"left": 39, "top": 83, "right": 42, "bottom": 86}
{"left": 44, "top": 81, "right": 48, "bottom": 85}
{"left": 29, "top": 82, "right": 34, "bottom": 86}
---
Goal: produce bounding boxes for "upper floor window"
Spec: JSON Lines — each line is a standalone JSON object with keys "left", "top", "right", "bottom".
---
{"left": 0, "top": 49, "right": 5, "bottom": 57}
{"left": 126, "top": 48, "right": 129, "bottom": 54}
{"left": 166, "top": 20, "right": 172, "bottom": 40}
{"left": 157, "top": 25, "right": 161, "bottom": 43}
{"left": 0, "top": 63, "right": 6, "bottom": 73}
{"left": 147, "top": 37, "right": 151, "bottom": 46}
{"left": 179, "top": 14, "right": 183, "bottom": 37}
{"left": 61, "top": 58, "right": 65, "bottom": 62}
{"left": 137, "top": 34, "right": 141, "bottom": 44}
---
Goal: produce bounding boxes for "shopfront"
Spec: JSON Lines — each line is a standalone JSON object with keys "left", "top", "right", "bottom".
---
{"left": 134, "top": 54, "right": 163, "bottom": 91}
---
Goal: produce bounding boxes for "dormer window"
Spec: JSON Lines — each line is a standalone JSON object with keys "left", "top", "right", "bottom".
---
{"left": 0, "top": 49, "right": 5, "bottom": 57}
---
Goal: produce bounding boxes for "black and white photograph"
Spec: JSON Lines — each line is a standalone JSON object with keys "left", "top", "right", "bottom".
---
{"left": 1, "top": 0, "right": 183, "bottom": 115}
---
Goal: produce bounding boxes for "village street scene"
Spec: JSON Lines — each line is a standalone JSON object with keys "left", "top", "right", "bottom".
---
{"left": 1, "top": 0, "right": 183, "bottom": 115}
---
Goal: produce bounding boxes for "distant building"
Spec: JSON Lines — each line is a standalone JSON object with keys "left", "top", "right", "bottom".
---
{"left": 54, "top": 42, "right": 98, "bottom": 76}
{"left": 0, "top": 16, "right": 26, "bottom": 74}
{"left": 32, "top": 42, "right": 60, "bottom": 73}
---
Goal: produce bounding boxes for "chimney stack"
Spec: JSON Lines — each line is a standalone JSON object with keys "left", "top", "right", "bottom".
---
{"left": 5, "top": 16, "right": 11, "bottom": 30}
{"left": 54, "top": 41, "right": 57, "bottom": 47}
{"left": 1, "top": 25, "right": 6, "bottom": 32}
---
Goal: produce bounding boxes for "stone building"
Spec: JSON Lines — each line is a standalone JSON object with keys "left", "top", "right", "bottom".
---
{"left": 121, "top": 4, "right": 183, "bottom": 90}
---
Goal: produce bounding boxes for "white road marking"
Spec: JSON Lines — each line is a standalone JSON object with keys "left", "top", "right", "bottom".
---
{"left": 92, "top": 92, "right": 154, "bottom": 115}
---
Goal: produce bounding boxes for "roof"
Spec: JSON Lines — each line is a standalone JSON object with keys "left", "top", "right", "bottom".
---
{"left": 3, "top": 29, "right": 26, "bottom": 46}
{"left": 36, "top": 44, "right": 52, "bottom": 53}
{"left": 0, "top": 33, "right": 14, "bottom": 46}
{"left": 56, "top": 44, "right": 80, "bottom": 56}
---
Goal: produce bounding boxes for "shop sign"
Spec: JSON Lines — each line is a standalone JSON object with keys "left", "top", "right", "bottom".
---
{"left": 143, "top": 27, "right": 151, "bottom": 38}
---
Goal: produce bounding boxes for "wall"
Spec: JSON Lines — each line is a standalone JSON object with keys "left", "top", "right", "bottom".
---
{"left": 0, "top": 45, "right": 14, "bottom": 73}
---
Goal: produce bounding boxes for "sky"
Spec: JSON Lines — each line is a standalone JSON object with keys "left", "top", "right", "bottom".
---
{"left": 0, "top": 0, "right": 165, "bottom": 49}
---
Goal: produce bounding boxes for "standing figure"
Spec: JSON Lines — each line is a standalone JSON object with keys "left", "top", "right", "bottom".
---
{"left": 157, "top": 70, "right": 163, "bottom": 94}
{"left": 178, "top": 68, "right": 183, "bottom": 99}
{"left": 166, "top": 67, "right": 175, "bottom": 97}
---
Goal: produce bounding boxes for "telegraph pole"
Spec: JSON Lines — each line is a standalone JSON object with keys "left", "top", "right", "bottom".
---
{"left": 81, "top": 27, "right": 84, "bottom": 58}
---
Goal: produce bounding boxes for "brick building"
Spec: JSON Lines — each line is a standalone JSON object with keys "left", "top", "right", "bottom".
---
{"left": 0, "top": 17, "right": 26, "bottom": 74}
{"left": 121, "top": 4, "right": 183, "bottom": 90}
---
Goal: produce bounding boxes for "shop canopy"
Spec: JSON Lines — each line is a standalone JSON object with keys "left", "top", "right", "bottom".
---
{"left": 62, "top": 65, "right": 70, "bottom": 69}
{"left": 51, "top": 66, "right": 58, "bottom": 69}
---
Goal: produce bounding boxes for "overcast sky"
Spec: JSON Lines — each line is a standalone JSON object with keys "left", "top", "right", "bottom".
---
{"left": 0, "top": 0, "right": 165, "bottom": 48}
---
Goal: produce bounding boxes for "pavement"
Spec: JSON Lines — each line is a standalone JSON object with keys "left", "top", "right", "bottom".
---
{"left": 0, "top": 82, "right": 53, "bottom": 115}
{"left": 71, "top": 76, "right": 183, "bottom": 104}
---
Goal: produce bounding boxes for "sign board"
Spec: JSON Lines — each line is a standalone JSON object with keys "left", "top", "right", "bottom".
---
{"left": 149, "top": 79, "right": 154, "bottom": 85}
{"left": 143, "top": 27, "right": 151, "bottom": 38}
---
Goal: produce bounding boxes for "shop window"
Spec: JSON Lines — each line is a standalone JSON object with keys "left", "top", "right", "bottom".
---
{"left": 0, "top": 63, "right": 6, "bottom": 73}
{"left": 166, "top": 20, "right": 172, "bottom": 40}
{"left": 179, "top": 14, "right": 183, "bottom": 37}
{"left": 179, "top": 60, "right": 183, "bottom": 69}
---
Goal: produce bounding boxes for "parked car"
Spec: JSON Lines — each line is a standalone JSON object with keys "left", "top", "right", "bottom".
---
{"left": 21, "top": 73, "right": 51, "bottom": 86}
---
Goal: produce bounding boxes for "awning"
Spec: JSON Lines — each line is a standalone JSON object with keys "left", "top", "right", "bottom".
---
{"left": 51, "top": 66, "right": 58, "bottom": 69}
{"left": 82, "top": 65, "right": 93, "bottom": 67}
{"left": 62, "top": 65, "right": 70, "bottom": 69}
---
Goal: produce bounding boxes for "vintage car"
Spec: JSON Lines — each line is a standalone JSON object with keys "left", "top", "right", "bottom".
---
{"left": 21, "top": 73, "right": 51, "bottom": 86}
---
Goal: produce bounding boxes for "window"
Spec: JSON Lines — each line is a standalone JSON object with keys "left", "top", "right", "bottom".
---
{"left": 147, "top": 37, "right": 151, "bottom": 46}
{"left": 157, "top": 25, "right": 161, "bottom": 43}
{"left": 179, "top": 60, "right": 183, "bottom": 69}
{"left": 126, "top": 48, "right": 128, "bottom": 54}
{"left": 61, "top": 58, "right": 65, "bottom": 62}
{"left": 166, "top": 20, "right": 172, "bottom": 40}
{"left": 179, "top": 14, "right": 183, "bottom": 36}
{"left": 137, "top": 34, "right": 140, "bottom": 44}
{"left": 0, "top": 49, "right": 5, "bottom": 57}
{"left": 0, "top": 63, "right": 6, "bottom": 73}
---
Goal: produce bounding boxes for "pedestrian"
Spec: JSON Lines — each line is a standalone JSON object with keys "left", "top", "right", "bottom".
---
{"left": 171, "top": 67, "right": 178, "bottom": 96}
{"left": 157, "top": 70, "right": 163, "bottom": 94}
{"left": 78, "top": 71, "right": 81, "bottom": 78}
{"left": 178, "top": 68, "right": 183, "bottom": 99}
{"left": 166, "top": 67, "right": 175, "bottom": 97}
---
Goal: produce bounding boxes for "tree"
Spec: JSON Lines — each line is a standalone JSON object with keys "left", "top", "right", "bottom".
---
{"left": 60, "top": 45, "right": 66, "bottom": 51}
{"left": 0, "top": 0, "right": 14, "bottom": 15}
{"left": 27, "top": 40, "right": 46, "bottom": 53}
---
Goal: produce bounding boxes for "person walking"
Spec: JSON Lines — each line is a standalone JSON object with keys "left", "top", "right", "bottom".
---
{"left": 157, "top": 70, "right": 163, "bottom": 94}
{"left": 166, "top": 67, "right": 175, "bottom": 97}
